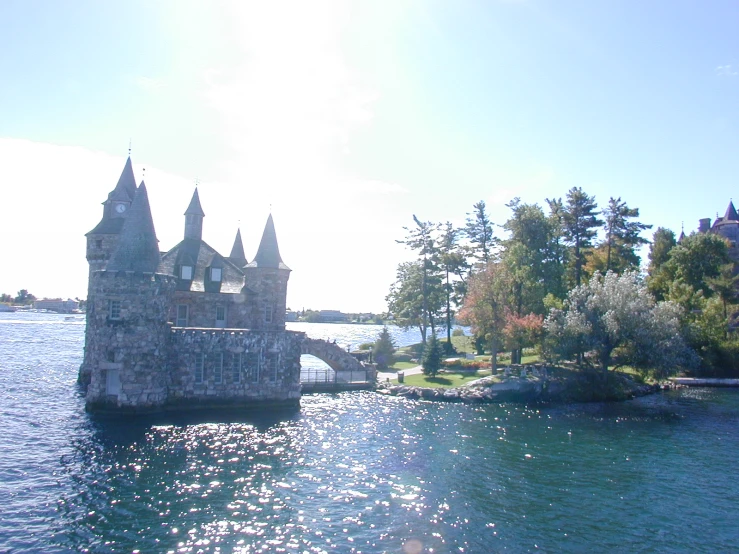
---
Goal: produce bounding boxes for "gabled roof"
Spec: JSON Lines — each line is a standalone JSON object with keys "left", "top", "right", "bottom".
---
{"left": 185, "top": 188, "right": 205, "bottom": 216}
{"left": 106, "top": 182, "right": 161, "bottom": 272}
{"left": 160, "top": 238, "right": 245, "bottom": 293}
{"left": 246, "top": 214, "right": 290, "bottom": 270}
{"left": 228, "top": 228, "right": 248, "bottom": 267}
{"left": 108, "top": 156, "right": 137, "bottom": 202}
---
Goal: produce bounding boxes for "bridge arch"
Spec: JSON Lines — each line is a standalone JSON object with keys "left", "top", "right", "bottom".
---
{"left": 300, "top": 338, "right": 364, "bottom": 372}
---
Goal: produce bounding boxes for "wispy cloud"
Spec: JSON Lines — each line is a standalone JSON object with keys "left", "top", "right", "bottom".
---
{"left": 716, "top": 64, "right": 737, "bottom": 77}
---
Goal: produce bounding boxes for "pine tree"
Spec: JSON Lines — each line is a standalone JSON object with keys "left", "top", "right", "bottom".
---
{"left": 372, "top": 327, "right": 397, "bottom": 370}
{"left": 562, "top": 187, "right": 603, "bottom": 287}
{"left": 422, "top": 334, "right": 443, "bottom": 377}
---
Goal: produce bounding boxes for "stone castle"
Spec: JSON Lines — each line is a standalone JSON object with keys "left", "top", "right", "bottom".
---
{"left": 79, "top": 157, "right": 306, "bottom": 412}
{"left": 697, "top": 200, "right": 739, "bottom": 261}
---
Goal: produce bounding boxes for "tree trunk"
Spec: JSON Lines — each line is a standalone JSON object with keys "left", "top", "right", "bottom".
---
{"left": 490, "top": 339, "right": 498, "bottom": 371}
{"left": 445, "top": 268, "right": 452, "bottom": 350}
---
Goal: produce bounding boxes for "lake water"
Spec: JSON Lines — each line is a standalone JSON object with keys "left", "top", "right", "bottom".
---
{"left": 1, "top": 312, "right": 739, "bottom": 553}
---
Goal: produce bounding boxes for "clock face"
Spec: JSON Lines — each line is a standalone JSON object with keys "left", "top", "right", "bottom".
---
{"left": 115, "top": 204, "right": 127, "bottom": 213}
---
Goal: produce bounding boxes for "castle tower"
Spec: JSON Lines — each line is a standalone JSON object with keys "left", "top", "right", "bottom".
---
{"left": 243, "top": 214, "right": 291, "bottom": 330}
{"left": 85, "top": 156, "right": 138, "bottom": 276}
{"left": 82, "top": 182, "right": 177, "bottom": 411}
{"left": 228, "top": 228, "right": 248, "bottom": 268}
{"left": 184, "top": 188, "right": 205, "bottom": 241}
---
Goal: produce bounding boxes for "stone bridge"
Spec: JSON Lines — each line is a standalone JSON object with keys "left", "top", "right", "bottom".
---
{"left": 301, "top": 338, "right": 365, "bottom": 373}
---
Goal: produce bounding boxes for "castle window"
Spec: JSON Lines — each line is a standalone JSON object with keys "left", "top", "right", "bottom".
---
{"left": 106, "top": 369, "right": 121, "bottom": 396}
{"left": 267, "top": 353, "right": 279, "bottom": 382}
{"left": 107, "top": 350, "right": 116, "bottom": 363}
{"left": 109, "top": 300, "right": 121, "bottom": 320}
{"left": 231, "top": 353, "right": 242, "bottom": 384}
{"left": 246, "top": 351, "right": 261, "bottom": 383}
{"left": 176, "top": 305, "right": 189, "bottom": 327}
{"left": 194, "top": 353, "right": 204, "bottom": 384}
{"left": 264, "top": 303, "right": 273, "bottom": 324}
{"left": 181, "top": 265, "right": 193, "bottom": 280}
{"left": 215, "top": 305, "right": 226, "bottom": 328}
{"left": 214, "top": 353, "right": 223, "bottom": 384}
{"left": 211, "top": 267, "right": 222, "bottom": 282}
{"left": 96, "top": 239, "right": 103, "bottom": 249}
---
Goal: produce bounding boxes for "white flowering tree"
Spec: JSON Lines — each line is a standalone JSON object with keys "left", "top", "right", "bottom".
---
{"left": 544, "top": 271, "right": 697, "bottom": 377}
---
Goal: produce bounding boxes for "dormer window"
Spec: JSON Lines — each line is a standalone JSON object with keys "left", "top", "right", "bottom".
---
{"left": 181, "top": 265, "right": 193, "bottom": 280}
{"left": 210, "top": 267, "right": 222, "bottom": 282}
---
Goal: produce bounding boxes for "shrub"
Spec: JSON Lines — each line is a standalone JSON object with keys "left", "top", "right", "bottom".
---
{"left": 422, "top": 335, "right": 443, "bottom": 376}
{"left": 372, "top": 327, "right": 396, "bottom": 370}
{"left": 452, "top": 328, "right": 465, "bottom": 337}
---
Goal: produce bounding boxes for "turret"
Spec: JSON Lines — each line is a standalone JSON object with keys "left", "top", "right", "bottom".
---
{"left": 243, "top": 214, "right": 291, "bottom": 330}
{"left": 228, "top": 228, "right": 248, "bottom": 268}
{"left": 85, "top": 157, "right": 138, "bottom": 275}
{"left": 184, "top": 188, "right": 205, "bottom": 241}
{"left": 82, "top": 178, "right": 176, "bottom": 411}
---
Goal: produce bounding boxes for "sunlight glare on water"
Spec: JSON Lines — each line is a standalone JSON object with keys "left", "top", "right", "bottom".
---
{"left": 1, "top": 313, "right": 739, "bottom": 553}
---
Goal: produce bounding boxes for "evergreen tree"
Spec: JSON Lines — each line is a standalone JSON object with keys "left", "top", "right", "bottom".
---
{"left": 372, "top": 326, "right": 397, "bottom": 370}
{"left": 465, "top": 200, "right": 494, "bottom": 266}
{"left": 601, "top": 197, "right": 652, "bottom": 273}
{"left": 561, "top": 187, "right": 603, "bottom": 287}
{"left": 422, "top": 334, "right": 443, "bottom": 377}
{"left": 437, "top": 222, "right": 469, "bottom": 353}
{"left": 396, "top": 216, "right": 443, "bottom": 342}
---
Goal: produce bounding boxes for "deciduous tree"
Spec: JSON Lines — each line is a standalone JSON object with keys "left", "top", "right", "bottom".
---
{"left": 544, "top": 271, "right": 697, "bottom": 377}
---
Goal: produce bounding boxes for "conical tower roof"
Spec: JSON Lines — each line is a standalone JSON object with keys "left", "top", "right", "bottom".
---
{"left": 108, "top": 156, "right": 137, "bottom": 202}
{"left": 107, "top": 182, "right": 161, "bottom": 272}
{"left": 247, "top": 214, "right": 290, "bottom": 270}
{"left": 185, "top": 188, "right": 205, "bottom": 216}
{"left": 228, "top": 228, "right": 248, "bottom": 267}
{"left": 724, "top": 200, "right": 738, "bottom": 222}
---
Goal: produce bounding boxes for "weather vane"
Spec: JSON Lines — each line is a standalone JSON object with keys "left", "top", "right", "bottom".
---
{"left": 128, "top": 139, "right": 132, "bottom": 157}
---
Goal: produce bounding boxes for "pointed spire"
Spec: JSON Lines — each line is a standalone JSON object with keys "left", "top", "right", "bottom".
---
{"left": 184, "top": 188, "right": 205, "bottom": 241}
{"left": 228, "top": 228, "right": 248, "bottom": 267}
{"left": 107, "top": 182, "right": 161, "bottom": 272}
{"left": 249, "top": 214, "right": 290, "bottom": 270}
{"left": 109, "top": 157, "right": 138, "bottom": 202}
{"left": 724, "top": 200, "right": 738, "bottom": 221}
{"left": 185, "top": 188, "right": 205, "bottom": 216}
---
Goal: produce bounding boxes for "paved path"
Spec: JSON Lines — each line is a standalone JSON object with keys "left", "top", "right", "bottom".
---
{"left": 376, "top": 364, "right": 424, "bottom": 383}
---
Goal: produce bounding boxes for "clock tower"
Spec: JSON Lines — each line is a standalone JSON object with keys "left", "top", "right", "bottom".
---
{"left": 85, "top": 156, "right": 138, "bottom": 276}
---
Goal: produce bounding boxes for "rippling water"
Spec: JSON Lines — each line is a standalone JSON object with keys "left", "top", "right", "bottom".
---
{"left": 2, "top": 313, "right": 739, "bottom": 553}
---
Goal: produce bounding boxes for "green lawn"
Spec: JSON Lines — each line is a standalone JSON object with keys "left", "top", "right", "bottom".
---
{"left": 398, "top": 370, "right": 495, "bottom": 389}
{"left": 387, "top": 361, "right": 418, "bottom": 371}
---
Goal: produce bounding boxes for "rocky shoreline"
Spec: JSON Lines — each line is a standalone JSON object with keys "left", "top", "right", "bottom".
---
{"left": 376, "top": 369, "right": 672, "bottom": 404}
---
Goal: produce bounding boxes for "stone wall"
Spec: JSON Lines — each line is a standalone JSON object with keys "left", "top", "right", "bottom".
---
{"left": 168, "top": 328, "right": 304, "bottom": 407}
{"left": 243, "top": 267, "right": 289, "bottom": 330}
{"left": 84, "top": 270, "right": 177, "bottom": 411}
{"left": 169, "top": 290, "right": 258, "bottom": 329}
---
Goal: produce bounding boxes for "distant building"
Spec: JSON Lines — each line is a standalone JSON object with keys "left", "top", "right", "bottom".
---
{"left": 697, "top": 200, "right": 739, "bottom": 260}
{"left": 33, "top": 298, "right": 79, "bottom": 313}
{"left": 318, "top": 310, "right": 348, "bottom": 323}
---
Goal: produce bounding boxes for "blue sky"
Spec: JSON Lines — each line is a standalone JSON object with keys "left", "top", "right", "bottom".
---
{"left": 2, "top": 0, "right": 738, "bottom": 312}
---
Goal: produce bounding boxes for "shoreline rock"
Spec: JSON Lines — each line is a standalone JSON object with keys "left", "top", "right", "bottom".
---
{"left": 376, "top": 370, "right": 665, "bottom": 404}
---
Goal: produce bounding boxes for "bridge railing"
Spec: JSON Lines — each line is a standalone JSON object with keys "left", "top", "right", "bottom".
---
{"left": 300, "top": 367, "right": 369, "bottom": 384}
